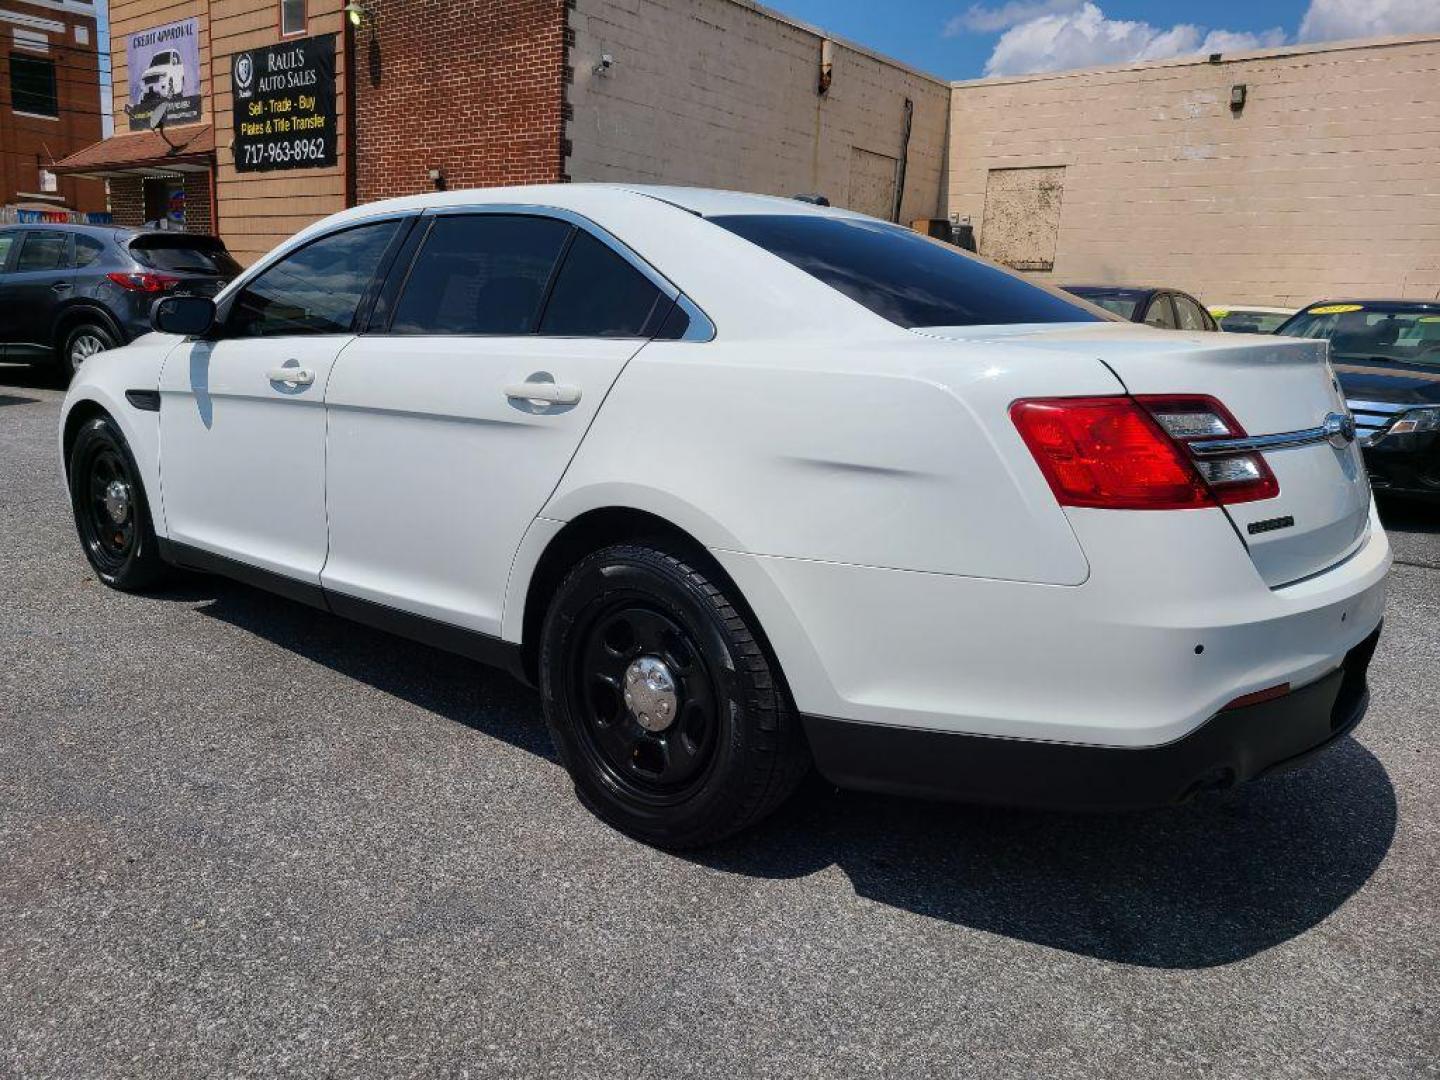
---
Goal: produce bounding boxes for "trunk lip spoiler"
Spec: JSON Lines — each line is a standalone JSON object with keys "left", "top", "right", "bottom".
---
{"left": 1189, "top": 412, "right": 1356, "bottom": 458}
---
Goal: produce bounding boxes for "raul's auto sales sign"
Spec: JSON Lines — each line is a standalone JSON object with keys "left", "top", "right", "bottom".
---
{"left": 232, "top": 34, "right": 337, "bottom": 172}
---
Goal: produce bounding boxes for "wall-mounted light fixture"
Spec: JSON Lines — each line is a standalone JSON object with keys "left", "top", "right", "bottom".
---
{"left": 1230, "top": 83, "right": 1247, "bottom": 112}
{"left": 428, "top": 168, "right": 446, "bottom": 191}
{"left": 343, "top": 1, "right": 369, "bottom": 28}
{"left": 594, "top": 53, "right": 614, "bottom": 76}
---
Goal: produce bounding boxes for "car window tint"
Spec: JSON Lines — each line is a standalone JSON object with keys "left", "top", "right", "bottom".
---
{"left": 74, "top": 235, "right": 105, "bottom": 268}
{"left": 132, "top": 237, "right": 241, "bottom": 276}
{"left": 16, "top": 232, "right": 68, "bottom": 272}
{"left": 539, "top": 230, "right": 664, "bottom": 337}
{"left": 710, "top": 214, "right": 1098, "bottom": 328}
{"left": 228, "top": 220, "right": 398, "bottom": 337}
{"left": 1143, "top": 295, "right": 1177, "bottom": 329}
{"left": 1173, "top": 294, "right": 1208, "bottom": 331}
{"left": 390, "top": 215, "right": 571, "bottom": 335}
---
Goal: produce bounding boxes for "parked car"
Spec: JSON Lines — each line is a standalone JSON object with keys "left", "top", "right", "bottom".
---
{"left": 59, "top": 187, "right": 1388, "bottom": 848}
{"left": 1208, "top": 304, "right": 1295, "bottom": 334}
{"left": 1277, "top": 300, "right": 1440, "bottom": 499}
{"left": 140, "top": 49, "right": 186, "bottom": 100}
{"left": 0, "top": 223, "right": 238, "bottom": 378}
{"left": 1063, "top": 285, "right": 1219, "bottom": 331}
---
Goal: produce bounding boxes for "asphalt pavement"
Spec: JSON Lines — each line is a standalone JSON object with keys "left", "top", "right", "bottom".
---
{"left": 2, "top": 364, "right": 1436, "bottom": 1079}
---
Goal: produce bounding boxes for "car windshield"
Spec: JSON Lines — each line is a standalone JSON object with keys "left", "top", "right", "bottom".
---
{"left": 708, "top": 214, "right": 1100, "bottom": 328}
{"left": 129, "top": 235, "right": 240, "bottom": 276}
{"left": 1279, "top": 304, "right": 1440, "bottom": 367}
{"left": 149, "top": 52, "right": 171, "bottom": 66}
{"left": 1213, "top": 309, "right": 1291, "bottom": 334}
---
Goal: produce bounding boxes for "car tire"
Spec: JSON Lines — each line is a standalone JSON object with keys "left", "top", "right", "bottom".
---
{"left": 68, "top": 415, "right": 168, "bottom": 592}
{"left": 60, "top": 322, "right": 117, "bottom": 379}
{"left": 539, "top": 542, "right": 810, "bottom": 849}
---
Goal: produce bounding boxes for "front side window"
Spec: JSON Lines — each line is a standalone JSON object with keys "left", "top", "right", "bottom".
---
{"left": 16, "top": 232, "right": 68, "bottom": 272}
{"left": 9, "top": 54, "right": 58, "bottom": 117}
{"left": 228, "top": 220, "right": 399, "bottom": 337}
{"left": 390, "top": 215, "right": 571, "bottom": 335}
{"left": 710, "top": 214, "right": 1098, "bottom": 329}
{"left": 280, "top": 0, "right": 306, "bottom": 36}
{"left": 539, "top": 231, "right": 664, "bottom": 337}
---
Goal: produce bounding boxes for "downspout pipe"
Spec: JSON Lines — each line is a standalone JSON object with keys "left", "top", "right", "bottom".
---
{"left": 891, "top": 96, "right": 913, "bottom": 224}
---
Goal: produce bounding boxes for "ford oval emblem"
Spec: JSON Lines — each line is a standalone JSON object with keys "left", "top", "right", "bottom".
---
{"left": 1324, "top": 411, "right": 1357, "bottom": 448}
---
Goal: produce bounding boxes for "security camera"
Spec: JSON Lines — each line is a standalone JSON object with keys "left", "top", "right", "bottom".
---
{"left": 595, "top": 53, "right": 614, "bottom": 76}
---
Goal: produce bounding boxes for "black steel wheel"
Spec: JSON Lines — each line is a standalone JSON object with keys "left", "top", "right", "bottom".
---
{"left": 540, "top": 542, "right": 809, "bottom": 848}
{"left": 68, "top": 414, "right": 167, "bottom": 591}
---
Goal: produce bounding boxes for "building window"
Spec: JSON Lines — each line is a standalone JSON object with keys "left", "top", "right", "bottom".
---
{"left": 280, "top": 0, "right": 307, "bottom": 36}
{"left": 9, "top": 54, "right": 59, "bottom": 117}
{"left": 39, "top": 168, "right": 58, "bottom": 193}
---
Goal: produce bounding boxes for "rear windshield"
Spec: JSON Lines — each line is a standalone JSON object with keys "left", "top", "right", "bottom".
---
{"left": 1066, "top": 290, "right": 1141, "bottom": 320}
{"left": 709, "top": 214, "right": 1100, "bottom": 329}
{"left": 1279, "top": 304, "right": 1440, "bottom": 367}
{"left": 129, "top": 235, "right": 240, "bottom": 277}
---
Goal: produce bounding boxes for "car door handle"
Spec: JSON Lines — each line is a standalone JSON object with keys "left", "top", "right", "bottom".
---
{"left": 267, "top": 366, "right": 315, "bottom": 386}
{"left": 504, "top": 381, "right": 581, "bottom": 406}
{"left": 51, "top": 282, "right": 72, "bottom": 293}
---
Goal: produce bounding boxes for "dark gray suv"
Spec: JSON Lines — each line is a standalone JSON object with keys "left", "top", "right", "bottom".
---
{"left": 0, "top": 223, "right": 239, "bottom": 379}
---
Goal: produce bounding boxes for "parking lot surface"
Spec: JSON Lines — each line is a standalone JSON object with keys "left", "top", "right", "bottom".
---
{"left": 2, "top": 366, "right": 1437, "bottom": 1079}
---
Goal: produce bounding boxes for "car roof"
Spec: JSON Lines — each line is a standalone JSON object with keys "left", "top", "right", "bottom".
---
{"left": 1295, "top": 299, "right": 1440, "bottom": 310}
{"left": 319, "top": 183, "right": 871, "bottom": 229}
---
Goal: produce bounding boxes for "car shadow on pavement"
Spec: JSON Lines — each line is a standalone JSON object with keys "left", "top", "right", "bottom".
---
{"left": 181, "top": 576, "right": 555, "bottom": 761}
{"left": 1377, "top": 496, "right": 1440, "bottom": 534}
{"left": 695, "top": 739, "right": 1396, "bottom": 970}
{"left": 182, "top": 575, "right": 1396, "bottom": 972}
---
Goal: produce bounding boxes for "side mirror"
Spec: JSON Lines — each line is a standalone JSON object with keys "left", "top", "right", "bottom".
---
{"left": 151, "top": 294, "right": 216, "bottom": 337}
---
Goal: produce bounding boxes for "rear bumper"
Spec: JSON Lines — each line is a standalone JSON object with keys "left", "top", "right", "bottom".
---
{"left": 804, "top": 624, "right": 1380, "bottom": 809}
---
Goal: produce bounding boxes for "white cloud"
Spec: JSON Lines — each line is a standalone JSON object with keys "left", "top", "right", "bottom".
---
{"left": 945, "top": 0, "right": 1083, "bottom": 36}
{"left": 1298, "top": 0, "right": 1440, "bottom": 42}
{"left": 982, "top": 2, "right": 1285, "bottom": 76}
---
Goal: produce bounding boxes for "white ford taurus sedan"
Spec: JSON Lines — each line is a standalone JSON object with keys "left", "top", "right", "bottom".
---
{"left": 59, "top": 185, "right": 1390, "bottom": 847}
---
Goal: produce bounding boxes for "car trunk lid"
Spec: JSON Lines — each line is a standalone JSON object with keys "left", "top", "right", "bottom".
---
{"left": 918, "top": 322, "right": 1372, "bottom": 586}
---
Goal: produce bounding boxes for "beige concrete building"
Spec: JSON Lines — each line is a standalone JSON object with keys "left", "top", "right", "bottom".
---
{"left": 947, "top": 34, "right": 1440, "bottom": 306}
{"left": 569, "top": 0, "right": 951, "bottom": 225}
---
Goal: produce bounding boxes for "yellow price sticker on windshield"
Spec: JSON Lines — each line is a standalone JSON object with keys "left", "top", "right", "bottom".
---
{"left": 1419, "top": 315, "right": 1440, "bottom": 323}
{"left": 1307, "top": 304, "right": 1363, "bottom": 315}
{"left": 1209, "top": 308, "right": 1230, "bottom": 317}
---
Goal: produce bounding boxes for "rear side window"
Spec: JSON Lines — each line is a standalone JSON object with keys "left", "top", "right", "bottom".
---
{"left": 390, "top": 215, "right": 571, "bottom": 335}
{"left": 75, "top": 235, "right": 105, "bottom": 268}
{"left": 131, "top": 236, "right": 241, "bottom": 277}
{"left": 0, "top": 232, "right": 15, "bottom": 269}
{"left": 228, "top": 220, "right": 399, "bottom": 337}
{"left": 16, "top": 232, "right": 69, "bottom": 272}
{"left": 710, "top": 214, "right": 1098, "bottom": 329}
{"left": 1173, "top": 293, "right": 1209, "bottom": 331}
{"left": 539, "top": 230, "right": 664, "bottom": 337}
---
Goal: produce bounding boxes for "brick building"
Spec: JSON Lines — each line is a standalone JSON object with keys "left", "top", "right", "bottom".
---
{"left": 0, "top": 0, "right": 105, "bottom": 220}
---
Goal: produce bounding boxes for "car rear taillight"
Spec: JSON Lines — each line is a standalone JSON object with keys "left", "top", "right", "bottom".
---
{"left": 1010, "top": 395, "right": 1278, "bottom": 510}
{"left": 106, "top": 271, "right": 181, "bottom": 293}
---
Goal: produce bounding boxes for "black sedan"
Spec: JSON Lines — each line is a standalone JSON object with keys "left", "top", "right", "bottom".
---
{"left": 1278, "top": 300, "right": 1440, "bottom": 500}
{"left": 1062, "top": 285, "right": 1218, "bottom": 331}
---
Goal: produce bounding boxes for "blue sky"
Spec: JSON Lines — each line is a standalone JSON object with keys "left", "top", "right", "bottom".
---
{"left": 766, "top": 0, "right": 1440, "bottom": 79}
